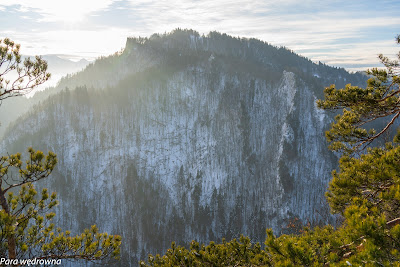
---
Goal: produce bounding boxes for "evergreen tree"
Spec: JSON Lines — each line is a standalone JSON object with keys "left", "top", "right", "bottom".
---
{"left": 316, "top": 35, "right": 400, "bottom": 154}
{"left": 0, "top": 38, "right": 50, "bottom": 100}
{"left": 0, "top": 38, "right": 121, "bottom": 263}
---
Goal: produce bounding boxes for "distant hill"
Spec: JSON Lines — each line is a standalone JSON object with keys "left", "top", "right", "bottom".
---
{"left": 26, "top": 54, "right": 90, "bottom": 91}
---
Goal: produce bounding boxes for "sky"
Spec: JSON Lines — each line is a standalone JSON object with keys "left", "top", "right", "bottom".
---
{"left": 0, "top": 0, "right": 399, "bottom": 72}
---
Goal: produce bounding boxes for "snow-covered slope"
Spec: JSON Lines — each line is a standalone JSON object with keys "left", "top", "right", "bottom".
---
{"left": 0, "top": 30, "right": 365, "bottom": 265}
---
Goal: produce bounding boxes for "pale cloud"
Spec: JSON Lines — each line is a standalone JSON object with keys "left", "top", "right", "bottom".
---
{"left": 0, "top": 0, "right": 115, "bottom": 22}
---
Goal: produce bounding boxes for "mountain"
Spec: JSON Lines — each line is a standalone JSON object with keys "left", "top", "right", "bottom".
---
{"left": 0, "top": 29, "right": 366, "bottom": 265}
{"left": 41, "top": 55, "right": 89, "bottom": 72}
{"left": 38, "top": 55, "right": 89, "bottom": 89}
{"left": 17, "top": 54, "right": 90, "bottom": 91}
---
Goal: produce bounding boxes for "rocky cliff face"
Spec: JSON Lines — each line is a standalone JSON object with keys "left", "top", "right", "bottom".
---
{"left": 0, "top": 30, "right": 365, "bottom": 265}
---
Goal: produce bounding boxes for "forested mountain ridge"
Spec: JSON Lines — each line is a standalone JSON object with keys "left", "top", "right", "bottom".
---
{"left": 0, "top": 29, "right": 366, "bottom": 265}
{"left": 55, "top": 29, "right": 364, "bottom": 95}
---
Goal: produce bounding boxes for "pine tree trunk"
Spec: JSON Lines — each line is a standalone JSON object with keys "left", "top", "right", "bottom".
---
{"left": 0, "top": 189, "right": 17, "bottom": 259}
{"left": 8, "top": 236, "right": 16, "bottom": 259}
